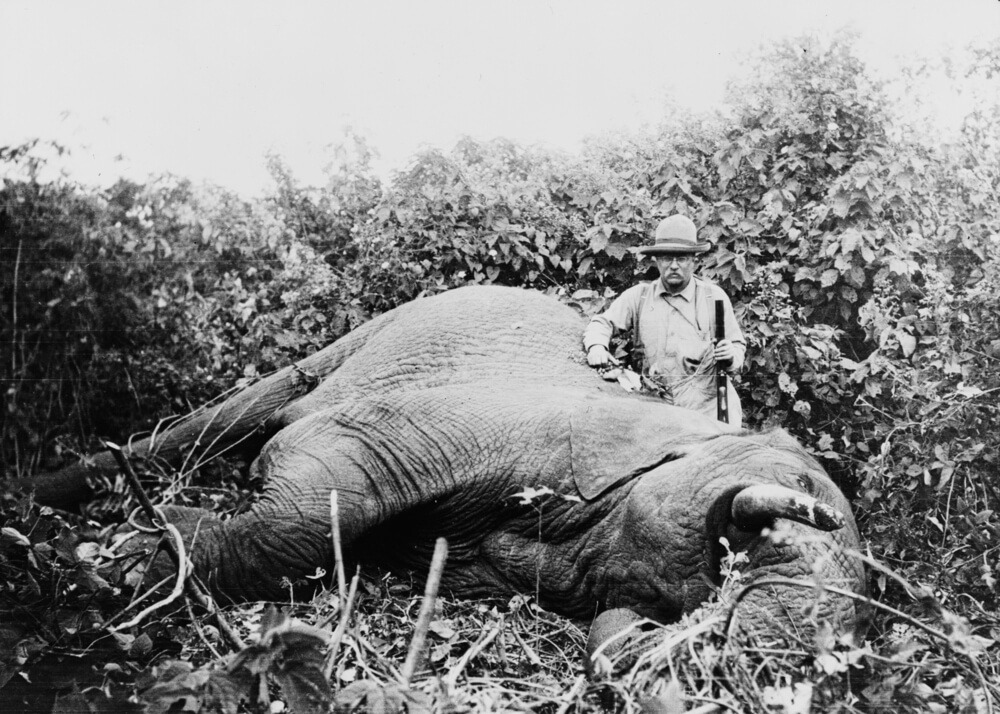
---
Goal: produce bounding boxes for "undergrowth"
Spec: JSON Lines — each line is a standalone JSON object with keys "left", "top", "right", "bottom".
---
{"left": 3, "top": 485, "right": 998, "bottom": 714}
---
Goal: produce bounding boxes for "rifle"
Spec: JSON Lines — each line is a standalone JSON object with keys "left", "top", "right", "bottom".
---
{"left": 714, "top": 300, "right": 729, "bottom": 424}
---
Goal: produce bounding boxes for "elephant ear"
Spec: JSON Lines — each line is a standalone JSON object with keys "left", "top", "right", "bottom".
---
{"left": 569, "top": 402, "right": 709, "bottom": 500}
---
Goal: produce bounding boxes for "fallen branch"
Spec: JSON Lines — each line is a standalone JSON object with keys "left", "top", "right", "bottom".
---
{"left": 323, "top": 567, "right": 361, "bottom": 681}
{"left": 330, "top": 490, "right": 348, "bottom": 611}
{"left": 509, "top": 624, "right": 543, "bottom": 668}
{"left": 554, "top": 674, "right": 586, "bottom": 714}
{"left": 185, "top": 594, "right": 223, "bottom": 660}
{"left": 111, "top": 522, "right": 189, "bottom": 631}
{"left": 445, "top": 624, "right": 500, "bottom": 689}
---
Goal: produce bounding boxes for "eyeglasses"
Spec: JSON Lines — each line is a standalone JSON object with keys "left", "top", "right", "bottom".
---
{"left": 657, "top": 254, "right": 695, "bottom": 266}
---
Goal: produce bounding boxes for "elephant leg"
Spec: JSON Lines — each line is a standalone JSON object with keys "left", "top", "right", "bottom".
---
{"left": 183, "top": 412, "right": 427, "bottom": 602}
{"left": 116, "top": 505, "right": 226, "bottom": 597}
{"left": 191, "top": 506, "right": 334, "bottom": 602}
{"left": 118, "top": 462, "right": 371, "bottom": 603}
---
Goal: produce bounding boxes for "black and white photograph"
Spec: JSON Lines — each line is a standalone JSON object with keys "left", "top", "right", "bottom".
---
{"left": 2, "top": 2, "right": 999, "bottom": 712}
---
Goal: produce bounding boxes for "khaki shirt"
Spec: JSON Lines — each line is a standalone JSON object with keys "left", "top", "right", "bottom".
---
{"left": 583, "top": 277, "right": 746, "bottom": 423}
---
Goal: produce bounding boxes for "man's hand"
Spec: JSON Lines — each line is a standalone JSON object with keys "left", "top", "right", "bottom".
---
{"left": 714, "top": 339, "right": 736, "bottom": 369}
{"left": 587, "top": 344, "right": 619, "bottom": 368}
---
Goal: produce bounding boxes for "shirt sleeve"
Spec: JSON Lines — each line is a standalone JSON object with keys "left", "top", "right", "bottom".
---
{"left": 582, "top": 285, "right": 645, "bottom": 352}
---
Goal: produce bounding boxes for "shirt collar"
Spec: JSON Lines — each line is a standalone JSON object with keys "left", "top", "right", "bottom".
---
{"left": 653, "top": 277, "right": 698, "bottom": 302}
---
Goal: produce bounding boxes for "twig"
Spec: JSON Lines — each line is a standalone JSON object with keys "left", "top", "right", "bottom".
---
{"left": 258, "top": 676, "right": 270, "bottom": 711}
{"left": 726, "top": 576, "right": 950, "bottom": 646}
{"left": 103, "top": 574, "right": 174, "bottom": 628}
{"left": 967, "top": 655, "right": 996, "bottom": 714}
{"left": 186, "top": 594, "right": 223, "bottom": 660}
{"left": 350, "top": 630, "right": 401, "bottom": 681}
{"left": 400, "top": 537, "right": 448, "bottom": 685}
{"left": 686, "top": 705, "right": 724, "bottom": 714}
{"left": 323, "top": 568, "right": 361, "bottom": 681}
{"left": 178, "top": 384, "right": 272, "bottom": 478}
{"left": 11, "top": 239, "right": 22, "bottom": 376}
{"left": 554, "top": 674, "right": 586, "bottom": 714}
{"left": 106, "top": 441, "right": 245, "bottom": 651}
{"left": 107, "top": 441, "right": 161, "bottom": 527}
{"left": 625, "top": 616, "right": 724, "bottom": 687}
{"left": 509, "top": 624, "right": 543, "bottom": 668}
{"left": 445, "top": 625, "right": 500, "bottom": 688}
{"left": 845, "top": 548, "right": 945, "bottom": 605}
{"left": 111, "top": 523, "right": 189, "bottom": 630}
{"left": 330, "top": 490, "right": 347, "bottom": 610}
{"left": 941, "top": 469, "right": 957, "bottom": 548}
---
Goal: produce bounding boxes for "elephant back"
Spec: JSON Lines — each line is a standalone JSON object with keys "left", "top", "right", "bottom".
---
{"left": 278, "top": 286, "right": 622, "bottom": 420}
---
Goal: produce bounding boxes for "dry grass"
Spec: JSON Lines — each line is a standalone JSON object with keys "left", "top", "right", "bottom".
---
{"left": 5, "top": 490, "right": 999, "bottom": 713}
{"left": 150, "top": 558, "right": 999, "bottom": 714}
{"left": 85, "top": 468, "right": 1000, "bottom": 713}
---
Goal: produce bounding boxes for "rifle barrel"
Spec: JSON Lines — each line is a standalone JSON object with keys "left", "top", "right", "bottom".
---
{"left": 715, "top": 300, "right": 729, "bottom": 424}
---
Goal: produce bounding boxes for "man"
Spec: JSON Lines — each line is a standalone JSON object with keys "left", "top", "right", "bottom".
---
{"left": 583, "top": 214, "right": 746, "bottom": 426}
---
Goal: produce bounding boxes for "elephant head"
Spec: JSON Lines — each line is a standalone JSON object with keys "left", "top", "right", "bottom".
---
{"left": 585, "top": 428, "right": 865, "bottom": 669}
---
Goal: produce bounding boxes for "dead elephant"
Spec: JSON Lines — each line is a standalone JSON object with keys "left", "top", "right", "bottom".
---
{"left": 24, "top": 286, "right": 867, "bottom": 659}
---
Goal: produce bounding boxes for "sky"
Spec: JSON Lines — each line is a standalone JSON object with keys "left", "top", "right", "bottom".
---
{"left": 2, "top": 0, "right": 998, "bottom": 195}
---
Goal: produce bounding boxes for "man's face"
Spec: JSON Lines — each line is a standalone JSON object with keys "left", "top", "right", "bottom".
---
{"left": 655, "top": 253, "right": 695, "bottom": 293}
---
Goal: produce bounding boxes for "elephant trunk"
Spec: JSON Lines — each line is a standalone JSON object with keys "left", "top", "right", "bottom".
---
{"left": 726, "top": 518, "right": 867, "bottom": 644}
{"left": 706, "top": 483, "right": 867, "bottom": 647}
{"left": 15, "top": 317, "right": 391, "bottom": 509}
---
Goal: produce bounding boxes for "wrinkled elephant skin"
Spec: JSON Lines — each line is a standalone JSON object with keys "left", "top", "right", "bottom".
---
{"left": 27, "top": 287, "right": 867, "bottom": 651}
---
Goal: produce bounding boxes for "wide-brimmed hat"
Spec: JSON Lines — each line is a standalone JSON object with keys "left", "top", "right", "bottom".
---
{"left": 636, "top": 215, "right": 711, "bottom": 255}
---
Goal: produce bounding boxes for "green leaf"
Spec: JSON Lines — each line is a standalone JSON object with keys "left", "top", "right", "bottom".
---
{"left": 831, "top": 192, "right": 853, "bottom": 218}
{"left": 605, "top": 243, "right": 629, "bottom": 260}
{"left": 140, "top": 667, "right": 209, "bottom": 714}
{"left": 840, "top": 229, "right": 862, "bottom": 253}
{"left": 1, "top": 527, "right": 30, "bottom": 547}
{"left": 778, "top": 372, "right": 797, "bottom": 395}
{"left": 201, "top": 670, "right": 253, "bottom": 714}
{"left": 847, "top": 265, "right": 866, "bottom": 288}
{"left": 334, "top": 681, "right": 433, "bottom": 714}
{"left": 896, "top": 331, "right": 916, "bottom": 358}
{"left": 273, "top": 662, "right": 332, "bottom": 714}
{"left": 887, "top": 257, "right": 908, "bottom": 275}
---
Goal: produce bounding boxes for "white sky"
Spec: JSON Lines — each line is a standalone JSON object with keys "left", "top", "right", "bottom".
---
{"left": 2, "top": 0, "right": 998, "bottom": 195}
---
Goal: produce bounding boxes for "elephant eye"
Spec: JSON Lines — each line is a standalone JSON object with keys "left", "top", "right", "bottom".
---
{"left": 797, "top": 474, "right": 814, "bottom": 493}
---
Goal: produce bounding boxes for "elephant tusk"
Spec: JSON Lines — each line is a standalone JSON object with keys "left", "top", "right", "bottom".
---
{"left": 730, "top": 484, "right": 845, "bottom": 532}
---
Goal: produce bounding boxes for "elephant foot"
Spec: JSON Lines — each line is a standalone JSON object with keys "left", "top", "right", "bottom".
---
{"left": 585, "top": 608, "right": 660, "bottom": 678}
